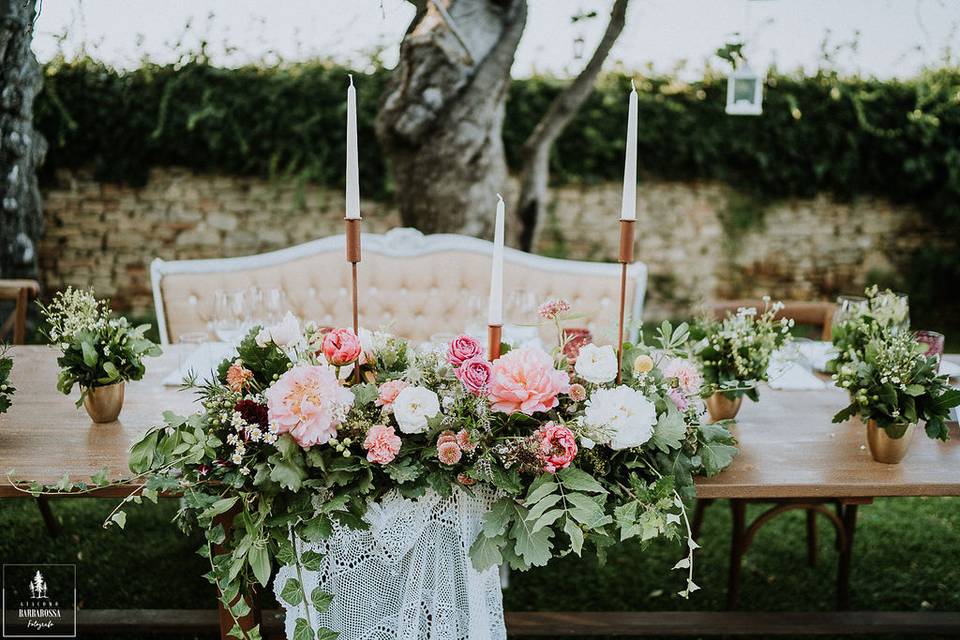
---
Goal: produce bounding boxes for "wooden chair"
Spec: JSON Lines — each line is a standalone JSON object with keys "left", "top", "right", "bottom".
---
{"left": 0, "top": 279, "right": 59, "bottom": 536}
{"left": 707, "top": 299, "right": 836, "bottom": 341}
{"left": 695, "top": 298, "right": 838, "bottom": 608}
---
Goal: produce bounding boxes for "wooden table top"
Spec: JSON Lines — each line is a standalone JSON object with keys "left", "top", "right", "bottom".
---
{"left": 1, "top": 346, "right": 958, "bottom": 500}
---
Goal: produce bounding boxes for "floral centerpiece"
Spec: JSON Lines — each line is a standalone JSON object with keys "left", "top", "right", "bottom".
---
{"left": 110, "top": 303, "right": 735, "bottom": 639}
{"left": 38, "top": 288, "right": 162, "bottom": 422}
{"left": 828, "top": 285, "right": 910, "bottom": 372}
{"left": 690, "top": 298, "right": 792, "bottom": 421}
{"left": 832, "top": 327, "right": 960, "bottom": 463}
{"left": 0, "top": 346, "right": 14, "bottom": 414}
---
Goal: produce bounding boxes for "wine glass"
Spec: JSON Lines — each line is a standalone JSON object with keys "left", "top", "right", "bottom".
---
{"left": 212, "top": 289, "right": 253, "bottom": 343}
{"left": 831, "top": 295, "right": 867, "bottom": 336}
{"left": 262, "top": 288, "right": 290, "bottom": 325}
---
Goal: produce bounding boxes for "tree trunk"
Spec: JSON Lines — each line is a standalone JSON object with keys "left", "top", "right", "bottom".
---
{"left": 0, "top": 0, "right": 45, "bottom": 280}
{"left": 377, "top": 0, "right": 527, "bottom": 238}
{"left": 514, "top": 0, "right": 629, "bottom": 250}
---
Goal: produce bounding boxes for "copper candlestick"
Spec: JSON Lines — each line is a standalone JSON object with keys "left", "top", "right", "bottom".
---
{"left": 345, "top": 217, "right": 362, "bottom": 382}
{"left": 488, "top": 324, "right": 502, "bottom": 361}
{"left": 616, "top": 219, "right": 635, "bottom": 384}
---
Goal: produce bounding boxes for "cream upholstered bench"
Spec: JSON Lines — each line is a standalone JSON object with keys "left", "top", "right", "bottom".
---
{"left": 150, "top": 228, "right": 647, "bottom": 345}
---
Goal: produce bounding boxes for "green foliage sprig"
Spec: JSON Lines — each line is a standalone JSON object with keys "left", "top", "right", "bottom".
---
{"left": 38, "top": 288, "right": 162, "bottom": 403}
{"left": 0, "top": 346, "right": 14, "bottom": 414}
{"left": 828, "top": 285, "right": 910, "bottom": 372}
{"left": 690, "top": 299, "right": 793, "bottom": 401}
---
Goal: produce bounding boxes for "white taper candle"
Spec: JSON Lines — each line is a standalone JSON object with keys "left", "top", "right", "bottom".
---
{"left": 345, "top": 74, "right": 361, "bottom": 219}
{"left": 620, "top": 79, "right": 638, "bottom": 221}
{"left": 488, "top": 194, "right": 505, "bottom": 326}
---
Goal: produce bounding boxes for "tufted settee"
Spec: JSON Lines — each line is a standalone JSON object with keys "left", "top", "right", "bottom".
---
{"left": 151, "top": 228, "right": 647, "bottom": 345}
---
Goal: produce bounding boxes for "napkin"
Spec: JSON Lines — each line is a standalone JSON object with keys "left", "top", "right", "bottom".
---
{"left": 766, "top": 351, "right": 826, "bottom": 390}
{"left": 163, "top": 342, "right": 234, "bottom": 387}
{"left": 940, "top": 359, "right": 960, "bottom": 380}
{"left": 795, "top": 340, "right": 836, "bottom": 372}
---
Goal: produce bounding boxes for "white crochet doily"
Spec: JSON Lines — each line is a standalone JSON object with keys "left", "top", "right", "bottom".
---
{"left": 275, "top": 486, "right": 506, "bottom": 640}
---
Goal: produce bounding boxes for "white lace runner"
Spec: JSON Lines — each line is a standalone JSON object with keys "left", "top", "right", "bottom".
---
{"left": 275, "top": 486, "right": 506, "bottom": 640}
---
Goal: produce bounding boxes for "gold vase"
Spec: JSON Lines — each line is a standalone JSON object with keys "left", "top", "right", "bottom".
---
{"left": 865, "top": 419, "right": 915, "bottom": 464}
{"left": 83, "top": 382, "right": 125, "bottom": 423}
{"left": 705, "top": 392, "right": 743, "bottom": 422}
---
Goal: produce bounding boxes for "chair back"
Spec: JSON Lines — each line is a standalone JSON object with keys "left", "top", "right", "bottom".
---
{"left": 0, "top": 279, "right": 40, "bottom": 344}
{"left": 151, "top": 228, "right": 647, "bottom": 345}
{"left": 708, "top": 299, "right": 835, "bottom": 341}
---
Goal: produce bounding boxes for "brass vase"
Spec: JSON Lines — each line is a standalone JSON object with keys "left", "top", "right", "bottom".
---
{"left": 865, "top": 419, "right": 915, "bottom": 464}
{"left": 705, "top": 392, "right": 743, "bottom": 422}
{"left": 83, "top": 382, "right": 125, "bottom": 423}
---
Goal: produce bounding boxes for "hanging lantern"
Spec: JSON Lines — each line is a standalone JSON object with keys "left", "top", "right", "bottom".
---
{"left": 725, "top": 63, "right": 763, "bottom": 116}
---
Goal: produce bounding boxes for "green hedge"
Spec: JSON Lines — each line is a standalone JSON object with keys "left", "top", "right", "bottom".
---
{"left": 34, "top": 57, "right": 960, "bottom": 321}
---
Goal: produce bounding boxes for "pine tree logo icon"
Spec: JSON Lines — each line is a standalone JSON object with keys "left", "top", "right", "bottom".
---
{"left": 27, "top": 570, "right": 48, "bottom": 599}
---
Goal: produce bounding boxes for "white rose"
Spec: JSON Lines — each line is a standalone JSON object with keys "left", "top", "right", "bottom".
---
{"left": 574, "top": 343, "right": 619, "bottom": 384}
{"left": 255, "top": 311, "right": 300, "bottom": 347}
{"left": 584, "top": 385, "right": 657, "bottom": 450}
{"left": 393, "top": 386, "right": 441, "bottom": 434}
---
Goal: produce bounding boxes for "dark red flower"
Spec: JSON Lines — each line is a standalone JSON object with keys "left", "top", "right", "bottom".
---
{"left": 234, "top": 399, "right": 268, "bottom": 429}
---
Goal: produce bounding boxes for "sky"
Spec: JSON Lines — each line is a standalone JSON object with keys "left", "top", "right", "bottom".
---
{"left": 31, "top": 0, "right": 960, "bottom": 78}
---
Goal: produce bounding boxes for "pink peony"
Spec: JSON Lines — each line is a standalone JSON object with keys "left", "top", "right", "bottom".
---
{"left": 456, "top": 356, "right": 492, "bottom": 395}
{"left": 667, "top": 387, "right": 689, "bottom": 412}
{"left": 363, "top": 424, "right": 402, "bottom": 465}
{"left": 437, "top": 440, "right": 462, "bottom": 465}
{"left": 322, "top": 328, "right": 362, "bottom": 366}
{"left": 376, "top": 379, "right": 410, "bottom": 408}
{"left": 488, "top": 347, "right": 570, "bottom": 415}
{"left": 265, "top": 364, "right": 354, "bottom": 448}
{"left": 536, "top": 422, "right": 578, "bottom": 474}
{"left": 456, "top": 429, "right": 477, "bottom": 453}
{"left": 447, "top": 334, "right": 484, "bottom": 368}
{"left": 568, "top": 383, "right": 587, "bottom": 402}
{"left": 664, "top": 359, "right": 703, "bottom": 396}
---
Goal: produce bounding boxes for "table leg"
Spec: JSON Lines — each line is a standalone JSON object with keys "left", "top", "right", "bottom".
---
{"left": 726, "top": 499, "right": 746, "bottom": 610}
{"left": 691, "top": 498, "right": 713, "bottom": 541}
{"left": 36, "top": 496, "right": 59, "bottom": 537}
{"left": 214, "top": 507, "right": 262, "bottom": 639}
{"left": 806, "top": 509, "right": 818, "bottom": 567}
{"left": 837, "top": 503, "right": 859, "bottom": 610}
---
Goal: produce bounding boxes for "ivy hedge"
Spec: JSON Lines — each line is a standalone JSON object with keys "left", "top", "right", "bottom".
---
{"left": 34, "top": 57, "right": 960, "bottom": 318}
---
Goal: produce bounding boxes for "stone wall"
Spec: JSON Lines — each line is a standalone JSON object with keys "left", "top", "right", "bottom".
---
{"left": 39, "top": 168, "right": 934, "bottom": 319}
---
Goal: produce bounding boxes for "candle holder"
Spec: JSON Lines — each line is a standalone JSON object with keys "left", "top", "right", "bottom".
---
{"left": 488, "top": 324, "right": 502, "bottom": 361}
{"left": 345, "top": 217, "right": 362, "bottom": 382}
{"left": 616, "top": 219, "right": 635, "bottom": 384}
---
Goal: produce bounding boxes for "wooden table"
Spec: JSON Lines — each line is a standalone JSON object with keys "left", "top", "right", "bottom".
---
{"left": 2, "top": 346, "right": 958, "bottom": 637}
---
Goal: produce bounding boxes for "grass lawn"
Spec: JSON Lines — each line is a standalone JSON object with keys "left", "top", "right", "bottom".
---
{"left": 1, "top": 494, "right": 957, "bottom": 640}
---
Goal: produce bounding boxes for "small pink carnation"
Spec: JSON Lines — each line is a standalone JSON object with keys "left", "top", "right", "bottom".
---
{"left": 447, "top": 334, "right": 484, "bottom": 368}
{"left": 363, "top": 424, "right": 402, "bottom": 465}
{"left": 488, "top": 347, "right": 570, "bottom": 415}
{"left": 536, "top": 422, "right": 578, "bottom": 474}
{"left": 376, "top": 379, "right": 410, "bottom": 408}
{"left": 226, "top": 360, "right": 254, "bottom": 392}
{"left": 538, "top": 298, "right": 571, "bottom": 320}
{"left": 437, "top": 441, "right": 462, "bottom": 465}
{"left": 568, "top": 383, "right": 587, "bottom": 402}
{"left": 456, "top": 429, "right": 477, "bottom": 453}
{"left": 664, "top": 359, "right": 703, "bottom": 396}
{"left": 266, "top": 364, "right": 354, "bottom": 448}
{"left": 667, "top": 387, "right": 689, "bottom": 412}
{"left": 437, "top": 430, "right": 458, "bottom": 446}
{"left": 456, "top": 356, "right": 492, "bottom": 395}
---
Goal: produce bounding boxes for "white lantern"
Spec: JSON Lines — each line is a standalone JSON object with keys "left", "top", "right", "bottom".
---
{"left": 725, "top": 64, "right": 763, "bottom": 116}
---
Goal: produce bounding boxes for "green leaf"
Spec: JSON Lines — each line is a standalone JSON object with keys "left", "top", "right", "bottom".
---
{"left": 202, "top": 496, "right": 239, "bottom": 520}
{"left": 280, "top": 578, "right": 303, "bottom": 606}
{"left": 904, "top": 384, "right": 926, "bottom": 397}
{"left": 525, "top": 493, "right": 562, "bottom": 522}
{"left": 557, "top": 467, "right": 608, "bottom": 494}
{"left": 310, "top": 587, "right": 334, "bottom": 613}
{"left": 531, "top": 508, "right": 564, "bottom": 533}
{"left": 481, "top": 498, "right": 516, "bottom": 538}
{"left": 294, "top": 618, "right": 314, "bottom": 640}
{"left": 650, "top": 405, "right": 687, "bottom": 452}
{"left": 102, "top": 361, "right": 120, "bottom": 381}
{"left": 699, "top": 440, "right": 738, "bottom": 476}
{"left": 270, "top": 458, "right": 307, "bottom": 492}
{"left": 565, "top": 492, "right": 608, "bottom": 528}
{"left": 81, "top": 340, "right": 98, "bottom": 368}
{"left": 128, "top": 430, "right": 159, "bottom": 474}
{"left": 523, "top": 476, "right": 558, "bottom": 505}
{"left": 563, "top": 517, "right": 584, "bottom": 556}
{"left": 511, "top": 516, "right": 554, "bottom": 568}
{"left": 248, "top": 545, "right": 272, "bottom": 587}
{"left": 351, "top": 383, "right": 378, "bottom": 407}
{"left": 301, "top": 550, "right": 325, "bottom": 572}
{"left": 315, "top": 628, "right": 339, "bottom": 640}
{"left": 110, "top": 511, "right": 127, "bottom": 529}
{"left": 469, "top": 532, "right": 505, "bottom": 571}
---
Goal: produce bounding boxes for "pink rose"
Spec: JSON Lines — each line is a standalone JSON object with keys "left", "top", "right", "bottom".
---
{"left": 488, "top": 347, "right": 570, "bottom": 415}
{"left": 664, "top": 359, "right": 703, "bottom": 396}
{"left": 447, "top": 334, "right": 483, "bottom": 368}
{"left": 456, "top": 356, "right": 492, "bottom": 396}
{"left": 668, "top": 387, "right": 689, "bottom": 412}
{"left": 568, "top": 383, "right": 587, "bottom": 402}
{"left": 376, "top": 379, "right": 410, "bottom": 408}
{"left": 456, "top": 429, "right": 477, "bottom": 453}
{"left": 536, "top": 422, "right": 578, "bottom": 474}
{"left": 322, "top": 328, "right": 362, "bottom": 366}
{"left": 437, "top": 441, "right": 462, "bottom": 465}
{"left": 266, "top": 364, "right": 355, "bottom": 447}
{"left": 363, "top": 424, "right": 402, "bottom": 465}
